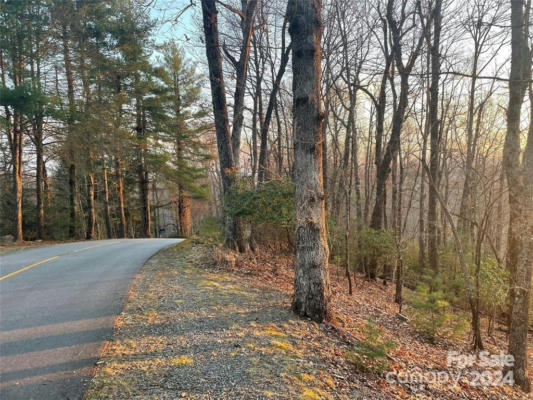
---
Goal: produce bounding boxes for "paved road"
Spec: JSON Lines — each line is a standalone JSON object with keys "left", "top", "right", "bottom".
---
{"left": 0, "top": 239, "right": 182, "bottom": 400}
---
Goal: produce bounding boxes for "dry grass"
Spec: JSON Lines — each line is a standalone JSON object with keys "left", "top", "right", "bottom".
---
{"left": 84, "top": 242, "right": 374, "bottom": 399}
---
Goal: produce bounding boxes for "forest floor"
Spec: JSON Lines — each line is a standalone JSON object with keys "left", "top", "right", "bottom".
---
{"left": 84, "top": 241, "right": 532, "bottom": 400}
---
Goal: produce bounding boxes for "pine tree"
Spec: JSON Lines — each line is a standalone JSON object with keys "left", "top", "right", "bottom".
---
{"left": 159, "top": 42, "right": 211, "bottom": 237}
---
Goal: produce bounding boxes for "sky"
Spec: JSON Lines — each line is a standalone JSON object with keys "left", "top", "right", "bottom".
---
{"left": 148, "top": 0, "right": 205, "bottom": 63}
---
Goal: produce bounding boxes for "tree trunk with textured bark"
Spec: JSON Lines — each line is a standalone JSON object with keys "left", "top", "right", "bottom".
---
{"left": 116, "top": 158, "right": 127, "bottom": 238}
{"left": 288, "top": 0, "right": 331, "bottom": 323}
{"left": 504, "top": 0, "right": 533, "bottom": 391}
{"left": 68, "top": 163, "right": 78, "bottom": 238}
{"left": 178, "top": 188, "right": 192, "bottom": 237}
{"left": 418, "top": 130, "right": 427, "bottom": 276}
{"left": 176, "top": 131, "right": 192, "bottom": 237}
{"left": 62, "top": 24, "right": 79, "bottom": 239}
{"left": 136, "top": 93, "right": 151, "bottom": 238}
{"left": 13, "top": 114, "right": 23, "bottom": 242}
{"left": 86, "top": 152, "right": 96, "bottom": 240}
{"left": 36, "top": 121, "right": 45, "bottom": 240}
{"left": 1, "top": 48, "right": 22, "bottom": 241}
{"left": 103, "top": 161, "right": 113, "bottom": 239}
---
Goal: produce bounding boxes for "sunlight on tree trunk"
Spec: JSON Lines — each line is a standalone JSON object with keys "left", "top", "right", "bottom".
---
{"left": 289, "top": 0, "right": 331, "bottom": 323}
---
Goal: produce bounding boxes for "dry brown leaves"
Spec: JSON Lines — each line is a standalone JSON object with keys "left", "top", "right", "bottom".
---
{"left": 211, "top": 243, "right": 533, "bottom": 400}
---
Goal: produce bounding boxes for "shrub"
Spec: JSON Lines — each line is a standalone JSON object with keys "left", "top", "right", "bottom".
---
{"left": 195, "top": 216, "right": 224, "bottom": 245}
{"left": 345, "top": 321, "right": 396, "bottom": 373}
{"left": 408, "top": 283, "right": 468, "bottom": 343}
{"left": 225, "top": 179, "right": 294, "bottom": 227}
{"left": 356, "top": 228, "right": 396, "bottom": 275}
{"left": 225, "top": 179, "right": 295, "bottom": 250}
{"left": 401, "top": 240, "right": 420, "bottom": 287}
{"left": 478, "top": 256, "right": 508, "bottom": 333}
{"left": 326, "top": 217, "right": 360, "bottom": 272}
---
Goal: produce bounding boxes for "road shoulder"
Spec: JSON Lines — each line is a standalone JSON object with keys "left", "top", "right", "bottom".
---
{"left": 84, "top": 242, "right": 371, "bottom": 400}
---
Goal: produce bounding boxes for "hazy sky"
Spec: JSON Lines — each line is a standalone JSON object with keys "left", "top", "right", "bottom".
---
{"left": 148, "top": 0, "right": 207, "bottom": 65}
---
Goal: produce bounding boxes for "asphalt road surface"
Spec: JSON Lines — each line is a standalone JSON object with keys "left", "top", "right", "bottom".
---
{"left": 0, "top": 238, "right": 182, "bottom": 400}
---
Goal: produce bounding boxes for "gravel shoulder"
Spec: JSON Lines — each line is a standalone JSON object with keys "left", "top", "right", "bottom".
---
{"left": 84, "top": 242, "right": 372, "bottom": 400}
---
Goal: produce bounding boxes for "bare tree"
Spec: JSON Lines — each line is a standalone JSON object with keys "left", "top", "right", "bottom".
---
{"left": 427, "top": 0, "right": 442, "bottom": 274}
{"left": 201, "top": 0, "right": 258, "bottom": 252}
{"left": 367, "top": 0, "right": 429, "bottom": 279}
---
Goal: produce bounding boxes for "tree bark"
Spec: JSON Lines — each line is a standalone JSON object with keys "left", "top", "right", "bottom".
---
{"left": 1, "top": 46, "right": 23, "bottom": 241}
{"left": 68, "top": 163, "right": 78, "bottom": 238}
{"left": 113, "top": 73, "right": 126, "bottom": 239}
{"left": 115, "top": 158, "right": 127, "bottom": 238}
{"left": 504, "top": 0, "right": 532, "bottom": 391}
{"left": 62, "top": 24, "right": 79, "bottom": 239}
{"left": 176, "top": 128, "right": 193, "bottom": 237}
{"left": 79, "top": 32, "right": 95, "bottom": 240}
{"left": 136, "top": 93, "right": 151, "bottom": 238}
{"left": 36, "top": 121, "right": 45, "bottom": 240}
{"left": 12, "top": 114, "right": 23, "bottom": 242}
{"left": 289, "top": 0, "right": 331, "bottom": 323}
{"left": 86, "top": 152, "right": 96, "bottom": 239}
{"left": 418, "top": 129, "right": 427, "bottom": 276}
{"left": 103, "top": 160, "right": 113, "bottom": 239}
{"left": 178, "top": 188, "right": 192, "bottom": 237}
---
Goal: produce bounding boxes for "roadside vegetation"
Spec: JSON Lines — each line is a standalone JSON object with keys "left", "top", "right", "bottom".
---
{"left": 2, "top": 0, "right": 532, "bottom": 397}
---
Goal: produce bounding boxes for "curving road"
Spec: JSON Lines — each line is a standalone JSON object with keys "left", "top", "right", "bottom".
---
{"left": 0, "top": 238, "right": 182, "bottom": 400}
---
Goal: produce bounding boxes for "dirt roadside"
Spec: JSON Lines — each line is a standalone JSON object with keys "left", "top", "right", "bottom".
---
{"left": 83, "top": 242, "right": 376, "bottom": 400}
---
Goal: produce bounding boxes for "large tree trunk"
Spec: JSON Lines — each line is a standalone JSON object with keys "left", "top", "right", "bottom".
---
{"left": 178, "top": 187, "right": 192, "bottom": 237}
{"left": 504, "top": 0, "right": 532, "bottom": 392}
{"left": 289, "top": 0, "right": 331, "bottom": 323}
